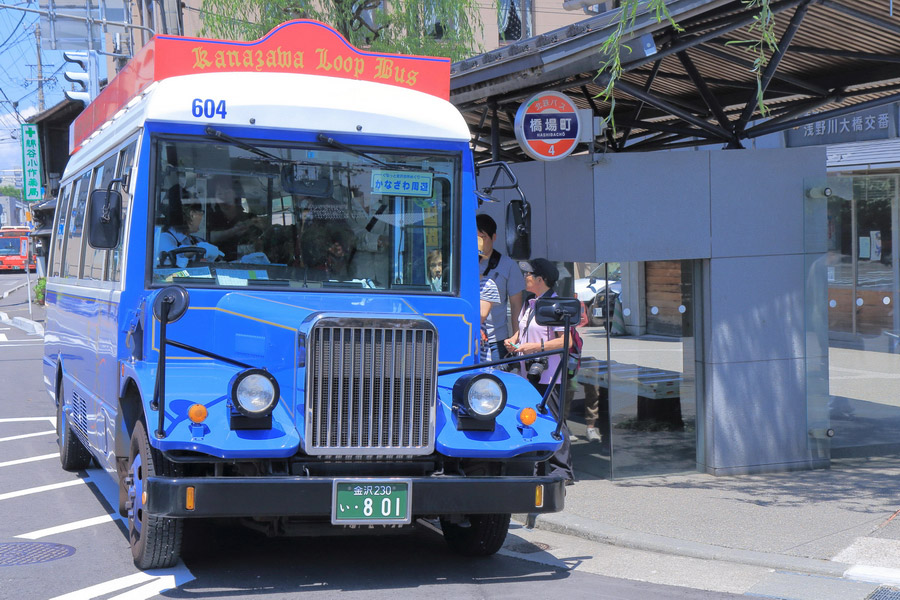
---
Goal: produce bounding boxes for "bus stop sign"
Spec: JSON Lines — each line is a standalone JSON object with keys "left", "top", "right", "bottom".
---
{"left": 514, "top": 91, "right": 580, "bottom": 161}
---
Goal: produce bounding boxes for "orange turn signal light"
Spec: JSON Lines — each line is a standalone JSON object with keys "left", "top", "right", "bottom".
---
{"left": 535, "top": 484, "right": 544, "bottom": 508}
{"left": 188, "top": 404, "right": 208, "bottom": 424}
{"left": 518, "top": 407, "right": 537, "bottom": 426}
{"left": 186, "top": 486, "right": 195, "bottom": 511}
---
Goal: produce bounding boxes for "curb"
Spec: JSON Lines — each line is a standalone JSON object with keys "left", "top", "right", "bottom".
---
{"left": 11, "top": 316, "right": 44, "bottom": 337}
{"left": 0, "top": 311, "right": 44, "bottom": 337}
{"left": 1, "top": 282, "right": 27, "bottom": 299}
{"left": 518, "top": 511, "right": 851, "bottom": 578}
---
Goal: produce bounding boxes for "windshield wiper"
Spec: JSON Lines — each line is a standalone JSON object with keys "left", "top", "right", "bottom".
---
{"left": 316, "top": 133, "right": 391, "bottom": 167}
{"left": 206, "top": 126, "right": 284, "bottom": 162}
{"left": 315, "top": 133, "right": 432, "bottom": 172}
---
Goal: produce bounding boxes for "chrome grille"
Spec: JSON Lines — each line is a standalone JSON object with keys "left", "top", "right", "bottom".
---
{"left": 305, "top": 317, "right": 437, "bottom": 456}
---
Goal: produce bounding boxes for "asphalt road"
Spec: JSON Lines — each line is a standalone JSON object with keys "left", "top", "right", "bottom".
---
{"left": 0, "top": 275, "right": 742, "bottom": 600}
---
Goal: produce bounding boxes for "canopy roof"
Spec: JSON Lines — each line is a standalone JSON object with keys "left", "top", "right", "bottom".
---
{"left": 451, "top": 0, "right": 900, "bottom": 162}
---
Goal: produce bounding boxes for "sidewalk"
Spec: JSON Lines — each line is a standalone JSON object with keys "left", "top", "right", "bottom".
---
{"left": 0, "top": 276, "right": 45, "bottom": 335}
{"left": 521, "top": 453, "right": 900, "bottom": 597}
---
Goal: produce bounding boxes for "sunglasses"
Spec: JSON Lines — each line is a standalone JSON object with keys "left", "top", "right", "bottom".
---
{"left": 523, "top": 271, "right": 535, "bottom": 277}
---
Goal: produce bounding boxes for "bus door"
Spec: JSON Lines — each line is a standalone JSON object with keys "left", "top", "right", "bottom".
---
{"left": 88, "top": 145, "right": 134, "bottom": 465}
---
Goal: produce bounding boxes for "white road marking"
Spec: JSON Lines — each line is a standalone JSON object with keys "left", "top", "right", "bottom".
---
{"left": 844, "top": 564, "right": 900, "bottom": 586}
{"left": 47, "top": 563, "right": 195, "bottom": 600}
{"left": 0, "top": 340, "right": 44, "bottom": 346}
{"left": 0, "top": 478, "right": 84, "bottom": 501}
{"left": 0, "top": 452, "right": 58, "bottom": 467}
{"left": 47, "top": 572, "right": 159, "bottom": 600}
{"left": 0, "top": 333, "right": 7, "bottom": 341}
{"left": 0, "top": 416, "right": 55, "bottom": 424}
{"left": 17, "top": 514, "right": 122, "bottom": 539}
{"left": 0, "top": 429, "right": 55, "bottom": 442}
{"left": 106, "top": 573, "right": 192, "bottom": 600}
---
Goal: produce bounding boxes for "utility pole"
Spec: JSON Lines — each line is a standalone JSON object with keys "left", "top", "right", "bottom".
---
{"left": 34, "top": 24, "right": 44, "bottom": 112}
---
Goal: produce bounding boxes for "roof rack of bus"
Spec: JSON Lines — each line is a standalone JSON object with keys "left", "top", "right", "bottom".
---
{"left": 69, "top": 19, "right": 452, "bottom": 156}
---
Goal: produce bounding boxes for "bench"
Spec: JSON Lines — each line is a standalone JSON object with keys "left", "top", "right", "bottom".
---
{"left": 574, "top": 358, "right": 684, "bottom": 429}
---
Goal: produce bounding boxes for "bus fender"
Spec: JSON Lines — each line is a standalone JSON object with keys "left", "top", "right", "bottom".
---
{"left": 115, "top": 378, "right": 143, "bottom": 462}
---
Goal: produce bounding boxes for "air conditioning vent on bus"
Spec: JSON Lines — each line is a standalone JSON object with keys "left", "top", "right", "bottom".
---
{"left": 71, "top": 390, "right": 90, "bottom": 441}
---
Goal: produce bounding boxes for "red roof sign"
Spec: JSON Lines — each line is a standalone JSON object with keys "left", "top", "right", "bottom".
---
{"left": 70, "top": 20, "right": 451, "bottom": 154}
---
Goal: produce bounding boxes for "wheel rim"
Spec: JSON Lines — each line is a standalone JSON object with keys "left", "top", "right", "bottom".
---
{"left": 128, "top": 451, "right": 144, "bottom": 536}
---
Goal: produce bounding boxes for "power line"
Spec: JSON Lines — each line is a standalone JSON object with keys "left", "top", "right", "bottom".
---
{"left": 0, "top": 9, "right": 25, "bottom": 49}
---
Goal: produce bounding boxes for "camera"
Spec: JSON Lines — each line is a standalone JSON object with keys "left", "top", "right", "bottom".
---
{"left": 498, "top": 361, "right": 519, "bottom": 373}
{"left": 525, "top": 356, "right": 548, "bottom": 384}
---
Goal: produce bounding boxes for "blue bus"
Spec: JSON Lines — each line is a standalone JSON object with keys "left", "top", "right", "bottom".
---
{"left": 44, "top": 21, "right": 570, "bottom": 569}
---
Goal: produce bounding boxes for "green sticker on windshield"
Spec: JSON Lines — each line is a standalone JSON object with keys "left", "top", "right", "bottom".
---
{"left": 371, "top": 170, "right": 433, "bottom": 197}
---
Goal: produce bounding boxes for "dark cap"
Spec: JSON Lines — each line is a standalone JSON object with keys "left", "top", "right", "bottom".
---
{"left": 519, "top": 258, "right": 558, "bottom": 287}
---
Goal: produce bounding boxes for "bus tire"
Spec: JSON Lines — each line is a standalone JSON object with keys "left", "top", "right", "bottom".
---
{"left": 57, "top": 392, "right": 92, "bottom": 471}
{"left": 127, "top": 424, "right": 183, "bottom": 569}
{"left": 440, "top": 513, "right": 510, "bottom": 557}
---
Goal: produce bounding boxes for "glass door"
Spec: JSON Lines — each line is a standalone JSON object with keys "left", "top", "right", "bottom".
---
{"left": 822, "top": 173, "right": 900, "bottom": 457}
{"left": 568, "top": 260, "right": 700, "bottom": 479}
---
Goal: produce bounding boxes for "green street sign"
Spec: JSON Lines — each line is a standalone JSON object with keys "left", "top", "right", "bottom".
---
{"left": 21, "top": 124, "right": 43, "bottom": 202}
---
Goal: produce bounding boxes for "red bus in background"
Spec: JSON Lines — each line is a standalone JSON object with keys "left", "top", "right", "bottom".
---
{"left": 0, "top": 227, "right": 36, "bottom": 272}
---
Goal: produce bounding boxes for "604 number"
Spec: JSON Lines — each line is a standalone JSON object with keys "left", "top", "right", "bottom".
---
{"left": 192, "top": 98, "right": 227, "bottom": 119}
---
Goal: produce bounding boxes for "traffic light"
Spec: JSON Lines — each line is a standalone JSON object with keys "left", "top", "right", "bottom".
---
{"left": 63, "top": 51, "right": 100, "bottom": 106}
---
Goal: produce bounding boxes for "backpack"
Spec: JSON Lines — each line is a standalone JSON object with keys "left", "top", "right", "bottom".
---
{"left": 567, "top": 326, "right": 584, "bottom": 376}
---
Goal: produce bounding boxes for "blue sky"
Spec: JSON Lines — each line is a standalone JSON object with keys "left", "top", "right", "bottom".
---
{"left": 0, "top": 3, "right": 68, "bottom": 179}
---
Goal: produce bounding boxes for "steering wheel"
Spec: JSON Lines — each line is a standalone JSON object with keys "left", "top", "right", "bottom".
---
{"left": 158, "top": 246, "right": 207, "bottom": 267}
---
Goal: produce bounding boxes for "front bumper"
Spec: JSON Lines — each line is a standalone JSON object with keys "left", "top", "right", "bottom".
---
{"left": 146, "top": 475, "right": 566, "bottom": 518}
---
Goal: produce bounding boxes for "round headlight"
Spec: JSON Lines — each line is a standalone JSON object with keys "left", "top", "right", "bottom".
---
{"left": 231, "top": 369, "right": 280, "bottom": 417}
{"left": 456, "top": 373, "right": 506, "bottom": 420}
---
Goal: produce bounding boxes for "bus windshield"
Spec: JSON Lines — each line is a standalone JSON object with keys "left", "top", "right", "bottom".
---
{"left": 151, "top": 135, "right": 457, "bottom": 292}
{"left": 0, "top": 238, "right": 20, "bottom": 256}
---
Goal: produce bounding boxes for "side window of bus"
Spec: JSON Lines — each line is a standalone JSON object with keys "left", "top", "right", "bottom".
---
{"left": 50, "top": 184, "right": 73, "bottom": 277}
{"left": 82, "top": 153, "right": 118, "bottom": 281}
{"left": 62, "top": 171, "right": 91, "bottom": 279}
{"left": 108, "top": 141, "right": 136, "bottom": 283}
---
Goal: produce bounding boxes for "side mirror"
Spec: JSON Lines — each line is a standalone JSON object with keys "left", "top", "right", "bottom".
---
{"left": 87, "top": 188, "right": 122, "bottom": 249}
{"left": 152, "top": 285, "right": 190, "bottom": 323}
{"left": 534, "top": 297, "right": 582, "bottom": 327}
{"left": 506, "top": 199, "right": 530, "bottom": 260}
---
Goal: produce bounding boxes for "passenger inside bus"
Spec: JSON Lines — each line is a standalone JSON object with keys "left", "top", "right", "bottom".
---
{"left": 427, "top": 249, "right": 443, "bottom": 291}
{"left": 299, "top": 215, "right": 355, "bottom": 279}
{"left": 206, "top": 175, "right": 267, "bottom": 261}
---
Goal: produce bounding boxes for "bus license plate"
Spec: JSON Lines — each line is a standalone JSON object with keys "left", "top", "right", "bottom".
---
{"left": 331, "top": 479, "right": 412, "bottom": 525}
{"left": 593, "top": 306, "right": 605, "bottom": 318}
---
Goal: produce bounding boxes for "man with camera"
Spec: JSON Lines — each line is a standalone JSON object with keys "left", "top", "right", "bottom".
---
{"left": 503, "top": 258, "right": 574, "bottom": 484}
